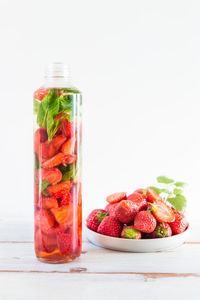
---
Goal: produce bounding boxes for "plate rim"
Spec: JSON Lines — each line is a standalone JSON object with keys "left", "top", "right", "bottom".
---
{"left": 85, "top": 222, "right": 190, "bottom": 242}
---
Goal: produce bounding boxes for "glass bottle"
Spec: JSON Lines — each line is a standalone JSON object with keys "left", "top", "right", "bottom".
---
{"left": 33, "top": 62, "right": 82, "bottom": 263}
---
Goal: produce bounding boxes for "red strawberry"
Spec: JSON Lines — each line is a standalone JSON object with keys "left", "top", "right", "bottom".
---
{"left": 153, "top": 199, "right": 175, "bottom": 223}
{"left": 97, "top": 216, "right": 122, "bottom": 237}
{"left": 47, "top": 181, "right": 72, "bottom": 198}
{"left": 34, "top": 128, "right": 48, "bottom": 154}
{"left": 170, "top": 210, "right": 188, "bottom": 234}
{"left": 146, "top": 188, "right": 162, "bottom": 203}
{"left": 42, "top": 153, "right": 64, "bottom": 168}
{"left": 35, "top": 168, "right": 62, "bottom": 185}
{"left": 105, "top": 202, "right": 119, "bottom": 217}
{"left": 121, "top": 225, "right": 141, "bottom": 239}
{"left": 35, "top": 209, "right": 55, "bottom": 234}
{"left": 61, "top": 137, "right": 76, "bottom": 155}
{"left": 42, "top": 197, "right": 58, "bottom": 209}
{"left": 62, "top": 154, "right": 77, "bottom": 166}
{"left": 34, "top": 128, "right": 48, "bottom": 144}
{"left": 62, "top": 119, "right": 74, "bottom": 138}
{"left": 151, "top": 222, "right": 172, "bottom": 238}
{"left": 34, "top": 88, "right": 49, "bottom": 101}
{"left": 51, "top": 135, "right": 66, "bottom": 153}
{"left": 42, "top": 233, "right": 57, "bottom": 253}
{"left": 57, "top": 232, "right": 72, "bottom": 254}
{"left": 61, "top": 192, "right": 71, "bottom": 206}
{"left": 38, "top": 141, "right": 56, "bottom": 160}
{"left": 106, "top": 192, "right": 127, "bottom": 204}
{"left": 134, "top": 188, "right": 147, "bottom": 200}
{"left": 34, "top": 184, "right": 40, "bottom": 206}
{"left": 127, "top": 192, "right": 147, "bottom": 211}
{"left": 86, "top": 209, "right": 108, "bottom": 232}
{"left": 35, "top": 229, "right": 46, "bottom": 252}
{"left": 51, "top": 206, "right": 71, "bottom": 224}
{"left": 134, "top": 211, "right": 157, "bottom": 233}
{"left": 115, "top": 200, "right": 138, "bottom": 224}
{"left": 55, "top": 112, "right": 67, "bottom": 122}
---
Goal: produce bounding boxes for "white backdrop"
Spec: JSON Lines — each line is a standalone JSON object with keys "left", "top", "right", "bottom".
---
{"left": 0, "top": 0, "right": 199, "bottom": 221}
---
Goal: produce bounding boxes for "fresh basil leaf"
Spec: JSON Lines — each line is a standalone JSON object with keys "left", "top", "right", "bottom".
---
{"left": 157, "top": 176, "right": 174, "bottom": 184}
{"left": 167, "top": 194, "right": 186, "bottom": 212}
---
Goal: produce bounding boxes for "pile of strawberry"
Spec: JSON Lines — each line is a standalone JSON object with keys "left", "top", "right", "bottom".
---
{"left": 86, "top": 188, "right": 188, "bottom": 239}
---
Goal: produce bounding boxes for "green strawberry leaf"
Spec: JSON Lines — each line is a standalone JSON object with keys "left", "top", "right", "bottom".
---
{"left": 174, "top": 182, "right": 187, "bottom": 188}
{"left": 157, "top": 176, "right": 174, "bottom": 184}
{"left": 96, "top": 211, "right": 108, "bottom": 223}
{"left": 167, "top": 194, "right": 186, "bottom": 212}
{"left": 142, "top": 189, "right": 147, "bottom": 196}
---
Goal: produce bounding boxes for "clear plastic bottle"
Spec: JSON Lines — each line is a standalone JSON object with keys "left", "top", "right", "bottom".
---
{"left": 33, "top": 63, "right": 82, "bottom": 263}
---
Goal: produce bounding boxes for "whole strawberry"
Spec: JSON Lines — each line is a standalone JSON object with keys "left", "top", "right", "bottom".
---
{"left": 97, "top": 216, "right": 122, "bottom": 237}
{"left": 134, "top": 189, "right": 147, "bottom": 200}
{"left": 127, "top": 192, "right": 147, "bottom": 211}
{"left": 105, "top": 202, "right": 119, "bottom": 217}
{"left": 86, "top": 209, "right": 108, "bottom": 232}
{"left": 134, "top": 211, "right": 157, "bottom": 233}
{"left": 115, "top": 200, "right": 138, "bottom": 224}
{"left": 170, "top": 209, "right": 188, "bottom": 234}
{"left": 121, "top": 225, "right": 141, "bottom": 239}
{"left": 151, "top": 222, "right": 172, "bottom": 238}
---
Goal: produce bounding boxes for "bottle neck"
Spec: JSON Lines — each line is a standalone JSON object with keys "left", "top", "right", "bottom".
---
{"left": 43, "top": 62, "right": 73, "bottom": 88}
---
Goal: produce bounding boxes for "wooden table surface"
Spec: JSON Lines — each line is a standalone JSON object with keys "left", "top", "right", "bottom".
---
{"left": 0, "top": 218, "right": 200, "bottom": 300}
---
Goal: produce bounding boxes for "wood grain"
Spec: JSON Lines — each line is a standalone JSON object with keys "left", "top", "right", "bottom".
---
{"left": 0, "top": 273, "right": 200, "bottom": 300}
{"left": 0, "top": 219, "right": 200, "bottom": 300}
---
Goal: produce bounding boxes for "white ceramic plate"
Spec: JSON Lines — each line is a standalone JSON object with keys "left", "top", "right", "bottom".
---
{"left": 85, "top": 224, "right": 190, "bottom": 252}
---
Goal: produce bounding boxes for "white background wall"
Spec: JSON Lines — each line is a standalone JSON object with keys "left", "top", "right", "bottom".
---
{"left": 0, "top": 0, "right": 199, "bottom": 221}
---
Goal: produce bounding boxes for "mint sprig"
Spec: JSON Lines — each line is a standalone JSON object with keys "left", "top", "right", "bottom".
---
{"left": 36, "top": 89, "right": 77, "bottom": 142}
{"left": 148, "top": 176, "right": 187, "bottom": 212}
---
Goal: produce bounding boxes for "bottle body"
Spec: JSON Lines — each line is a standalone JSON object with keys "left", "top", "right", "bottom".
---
{"left": 33, "top": 82, "right": 82, "bottom": 263}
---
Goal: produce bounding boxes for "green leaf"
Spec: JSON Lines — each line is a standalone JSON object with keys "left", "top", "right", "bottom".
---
{"left": 61, "top": 164, "right": 76, "bottom": 182}
{"left": 167, "top": 194, "right": 187, "bottom": 212}
{"left": 174, "top": 182, "right": 187, "bottom": 188}
{"left": 61, "top": 88, "right": 80, "bottom": 94}
{"left": 37, "top": 180, "right": 49, "bottom": 192}
{"left": 34, "top": 154, "right": 40, "bottom": 170}
{"left": 174, "top": 188, "right": 183, "bottom": 195}
{"left": 157, "top": 176, "right": 174, "bottom": 184}
{"left": 148, "top": 186, "right": 161, "bottom": 194}
{"left": 34, "top": 100, "right": 40, "bottom": 115}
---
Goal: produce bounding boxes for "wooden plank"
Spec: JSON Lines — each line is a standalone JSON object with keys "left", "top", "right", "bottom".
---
{"left": 0, "top": 273, "right": 200, "bottom": 300}
{"left": 0, "top": 241, "right": 200, "bottom": 274}
{"left": 0, "top": 219, "right": 199, "bottom": 242}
